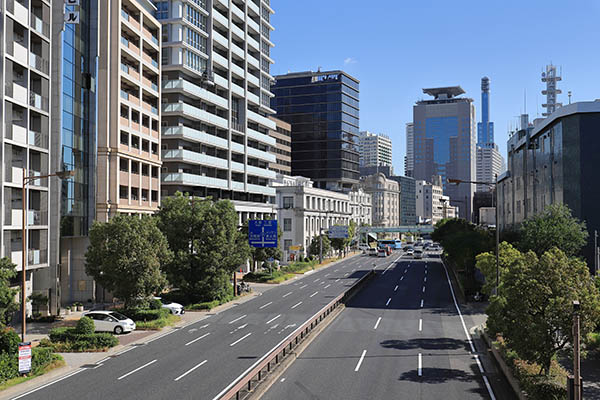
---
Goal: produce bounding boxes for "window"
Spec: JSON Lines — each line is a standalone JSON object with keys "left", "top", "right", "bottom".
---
{"left": 142, "top": 189, "right": 149, "bottom": 201}
{"left": 185, "top": 50, "right": 207, "bottom": 73}
{"left": 282, "top": 196, "right": 293, "bottom": 209}
{"left": 142, "top": 140, "right": 149, "bottom": 153}
{"left": 131, "top": 161, "right": 139, "bottom": 174}
{"left": 151, "top": 190, "right": 158, "bottom": 202}
{"left": 131, "top": 187, "right": 139, "bottom": 201}
{"left": 284, "top": 239, "right": 292, "bottom": 251}
{"left": 142, "top": 164, "right": 149, "bottom": 176}
{"left": 120, "top": 132, "right": 128, "bottom": 145}
{"left": 119, "top": 185, "right": 128, "bottom": 199}
{"left": 151, "top": 142, "right": 158, "bottom": 155}
{"left": 186, "top": 6, "right": 207, "bottom": 31}
{"left": 119, "top": 159, "right": 128, "bottom": 172}
{"left": 186, "top": 28, "right": 207, "bottom": 53}
{"left": 131, "top": 135, "right": 139, "bottom": 149}
{"left": 283, "top": 218, "right": 292, "bottom": 231}
{"left": 154, "top": 1, "right": 169, "bottom": 19}
{"left": 152, "top": 166, "right": 159, "bottom": 178}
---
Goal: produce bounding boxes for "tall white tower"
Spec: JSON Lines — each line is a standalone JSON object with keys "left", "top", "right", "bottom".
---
{"left": 541, "top": 64, "right": 562, "bottom": 117}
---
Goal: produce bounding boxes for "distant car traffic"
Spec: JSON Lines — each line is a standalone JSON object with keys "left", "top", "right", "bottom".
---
{"left": 377, "top": 248, "right": 387, "bottom": 257}
{"left": 405, "top": 247, "right": 414, "bottom": 256}
{"left": 359, "top": 245, "right": 371, "bottom": 253}
{"left": 367, "top": 247, "right": 378, "bottom": 256}
{"left": 84, "top": 311, "right": 136, "bottom": 334}
{"left": 413, "top": 249, "right": 423, "bottom": 259}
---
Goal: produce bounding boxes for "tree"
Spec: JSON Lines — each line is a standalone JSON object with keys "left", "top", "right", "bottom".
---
{"left": 0, "top": 258, "right": 18, "bottom": 326}
{"left": 308, "top": 235, "right": 330, "bottom": 259}
{"left": 519, "top": 203, "right": 588, "bottom": 258}
{"left": 475, "top": 241, "right": 522, "bottom": 297}
{"left": 157, "top": 192, "right": 250, "bottom": 303}
{"left": 85, "top": 215, "right": 170, "bottom": 308}
{"left": 484, "top": 246, "right": 600, "bottom": 374}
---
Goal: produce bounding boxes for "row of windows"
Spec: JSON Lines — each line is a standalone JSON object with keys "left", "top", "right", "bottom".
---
{"left": 119, "top": 131, "right": 159, "bottom": 154}
{"left": 186, "top": 6, "right": 207, "bottom": 31}
{"left": 119, "top": 185, "right": 159, "bottom": 202}
{"left": 185, "top": 50, "right": 207, "bottom": 73}
{"left": 186, "top": 28, "right": 207, "bottom": 53}
{"left": 118, "top": 158, "right": 160, "bottom": 177}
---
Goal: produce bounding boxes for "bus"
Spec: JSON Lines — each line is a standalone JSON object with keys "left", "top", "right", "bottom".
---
{"left": 377, "top": 239, "right": 402, "bottom": 250}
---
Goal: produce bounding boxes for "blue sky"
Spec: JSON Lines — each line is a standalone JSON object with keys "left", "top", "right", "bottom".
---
{"left": 270, "top": 0, "right": 600, "bottom": 175}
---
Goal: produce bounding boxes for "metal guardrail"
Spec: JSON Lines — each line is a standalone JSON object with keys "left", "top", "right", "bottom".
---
{"left": 216, "top": 269, "right": 376, "bottom": 400}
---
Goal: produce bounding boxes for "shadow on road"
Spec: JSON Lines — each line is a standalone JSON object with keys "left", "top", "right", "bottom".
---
{"left": 380, "top": 337, "right": 471, "bottom": 352}
{"left": 398, "top": 365, "right": 490, "bottom": 398}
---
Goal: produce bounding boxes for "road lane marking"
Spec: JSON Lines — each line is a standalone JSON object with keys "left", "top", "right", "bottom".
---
{"left": 309, "top": 291, "right": 319, "bottom": 298}
{"left": 174, "top": 360, "right": 208, "bottom": 381}
{"left": 442, "top": 260, "right": 496, "bottom": 400}
{"left": 118, "top": 359, "right": 157, "bottom": 380}
{"left": 335, "top": 279, "right": 341, "bottom": 282}
{"left": 10, "top": 368, "right": 86, "bottom": 399}
{"left": 386, "top": 298, "right": 391, "bottom": 306}
{"left": 266, "top": 314, "right": 281, "bottom": 324}
{"left": 422, "top": 286, "right": 426, "bottom": 293}
{"left": 324, "top": 284, "right": 331, "bottom": 289}
{"left": 280, "top": 378, "right": 286, "bottom": 382}
{"left": 291, "top": 301, "right": 302, "bottom": 309}
{"left": 419, "top": 319, "right": 422, "bottom": 331}
{"left": 354, "top": 350, "right": 367, "bottom": 372}
{"left": 229, "top": 332, "right": 252, "bottom": 347}
{"left": 400, "top": 276, "right": 404, "bottom": 281}
{"left": 424, "top": 277, "right": 427, "bottom": 282}
{"left": 199, "top": 324, "right": 209, "bottom": 329}
{"left": 282, "top": 291, "right": 293, "bottom": 298}
{"left": 185, "top": 332, "right": 210, "bottom": 346}
{"left": 314, "top": 278, "right": 320, "bottom": 282}
{"left": 229, "top": 323, "right": 248, "bottom": 334}
{"left": 299, "top": 284, "right": 308, "bottom": 289}
{"left": 418, "top": 353, "right": 422, "bottom": 376}
{"left": 228, "top": 315, "right": 247, "bottom": 324}
{"left": 425, "top": 270, "right": 428, "bottom": 274}
{"left": 394, "top": 285, "right": 398, "bottom": 291}
{"left": 404, "top": 269, "right": 407, "bottom": 273}
{"left": 420, "top": 299, "right": 424, "bottom": 308}
{"left": 259, "top": 302, "right": 272, "bottom": 309}
{"left": 325, "top": 273, "right": 330, "bottom": 277}
{"left": 373, "top": 317, "right": 382, "bottom": 330}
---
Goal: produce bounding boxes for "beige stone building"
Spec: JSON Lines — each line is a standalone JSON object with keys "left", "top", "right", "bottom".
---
{"left": 268, "top": 117, "right": 291, "bottom": 175}
{"left": 97, "top": 0, "right": 162, "bottom": 221}
{"left": 360, "top": 173, "right": 400, "bottom": 228}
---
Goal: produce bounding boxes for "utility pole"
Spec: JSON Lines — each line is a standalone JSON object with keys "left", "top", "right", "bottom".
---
{"left": 495, "top": 174, "right": 499, "bottom": 295}
{"left": 595, "top": 230, "right": 598, "bottom": 276}
{"left": 573, "top": 300, "right": 581, "bottom": 400}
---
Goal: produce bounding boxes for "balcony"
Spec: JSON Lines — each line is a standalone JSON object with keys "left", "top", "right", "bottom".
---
{"left": 231, "top": 161, "right": 245, "bottom": 173}
{"left": 142, "top": 52, "right": 159, "bottom": 69}
{"left": 247, "top": 145, "right": 276, "bottom": 163}
{"left": 231, "top": 141, "right": 244, "bottom": 153}
{"left": 247, "top": 1, "right": 259, "bottom": 16}
{"left": 247, "top": 73, "right": 259, "bottom": 87}
{"left": 247, "top": 164, "right": 276, "bottom": 179}
{"left": 121, "top": 9, "right": 140, "bottom": 30}
{"left": 247, "top": 183, "right": 275, "bottom": 196}
{"left": 247, "top": 110, "right": 276, "bottom": 130}
{"left": 30, "top": 53, "right": 49, "bottom": 75}
{"left": 28, "top": 249, "right": 47, "bottom": 266}
{"left": 213, "top": 31, "right": 229, "bottom": 49}
{"left": 11, "top": 0, "right": 29, "bottom": 27}
{"left": 30, "top": 13, "right": 49, "bottom": 38}
{"left": 143, "top": 76, "right": 158, "bottom": 93}
{"left": 162, "top": 79, "right": 228, "bottom": 109}
{"left": 231, "top": 3, "right": 245, "bottom": 21}
{"left": 247, "top": 35, "right": 260, "bottom": 52}
{"left": 247, "top": 54, "right": 259, "bottom": 69}
{"left": 29, "top": 92, "right": 49, "bottom": 112}
{"left": 247, "top": 127, "right": 276, "bottom": 146}
{"left": 231, "top": 63, "right": 245, "bottom": 79}
{"left": 231, "top": 23, "right": 245, "bottom": 41}
{"left": 28, "top": 210, "right": 47, "bottom": 226}
{"left": 247, "top": 18, "right": 260, "bottom": 34}
{"left": 162, "top": 126, "right": 229, "bottom": 149}
{"left": 142, "top": 100, "right": 158, "bottom": 115}
{"left": 7, "top": 81, "right": 28, "bottom": 103}
{"left": 213, "top": 74, "right": 229, "bottom": 90}
{"left": 231, "top": 82, "right": 245, "bottom": 97}
{"left": 121, "top": 63, "right": 140, "bottom": 81}
{"left": 12, "top": 42, "right": 29, "bottom": 67}
{"left": 29, "top": 130, "right": 48, "bottom": 149}
{"left": 212, "top": 9, "right": 229, "bottom": 29}
{"left": 247, "top": 91, "right": 259, "bottom": 106}
{"left": 162, "top": 149, "right": 229, "bottom": 169}
{"left": 162, "top": 172, "right": 229, "bottom": 189}
{"left": 213, "top": 52, "right": 228, "bottom": 69}
{"left": 162, "top": 103, "right": 229, "bottom": 130}
{"left": 231, "top": 42, "right": 245, "bottom": 59}
{"left": 5, "top": 123, "right": 27, "bottom": 144}
{"left": 142, "top": 27, "right": 159, "bottom": 48}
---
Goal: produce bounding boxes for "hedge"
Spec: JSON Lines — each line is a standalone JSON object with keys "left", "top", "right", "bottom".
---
{"left": 117, "top": 308, "right": 170, "bottom": 322}
{"left": 48, "top": 327, "right": 118, "bottom": 351}
{"left": 0, "top": 347, "right": 62, "bottom": 384}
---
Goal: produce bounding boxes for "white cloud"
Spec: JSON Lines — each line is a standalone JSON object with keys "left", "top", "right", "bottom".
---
{"left": 344, "top": 57, "right": 357, "bottom": 65}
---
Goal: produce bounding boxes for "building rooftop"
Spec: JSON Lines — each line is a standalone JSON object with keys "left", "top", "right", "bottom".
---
{"left": 422, "top": 86, "right": 465, "bottom": 99}
{"left": 273, "top": 70, "right": 360, "bottom": 84}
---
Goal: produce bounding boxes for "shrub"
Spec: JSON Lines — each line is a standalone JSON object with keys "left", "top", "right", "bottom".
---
{"left": 0, "top": 327, "right": 20, "bottom": 355}
{"left": 149, "top": 298, "right": 162, "bottom": 310}
{"left": 587, "top": 332, "right": 600, "bottom": 353}
{"left": 0, "top": 346, "right": 63, "bottom": 384}
{"left": 118, "top": 308, "right": 169, "bottom": 322}
{"left": 48, "top": 327, "right": 118, "bottom": 351}
{"left": 75, "top": 316, "right": 95, "bottom": 335}
{"left": 0, "top": 352, "right": 18, "bottom": 383}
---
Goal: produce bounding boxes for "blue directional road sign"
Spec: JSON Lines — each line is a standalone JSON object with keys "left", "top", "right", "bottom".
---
{"left": 248, "top": 220, "right": 278, "bottom": 248}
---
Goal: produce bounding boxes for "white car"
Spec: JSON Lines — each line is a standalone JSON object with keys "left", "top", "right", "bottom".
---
{"left": 413, "top": 250, "right": 423, "bottom": 259}
{"left": 367, "top": 247, "right": 378, "bottom": 256}
{"left": 359, "top": 245, "right": 371, "bottom": 253}
{"left": 377, "top": 248, "right": 387, "bottom": 257}
{"left": 154, "top": 297, "right": 185, "bottom": 315}
{"left": 405, "top": 248, "right": 414, "bottom": 256}
{"left": 84, "top": 311, "right": 136, "bottom": 334}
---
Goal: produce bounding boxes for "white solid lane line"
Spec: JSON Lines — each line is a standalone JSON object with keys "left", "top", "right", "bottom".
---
{"left": 174, "top": 360, "right": 208, "bottom": 381}
{"left": 419, "top": 319, "right": 423, "bottom": 332}
{"left": 259, "top": 301, "right": 272, "bottom": 309}
{"left": 373, "top": 317, "right": 382, "bottom": 330}
{"left": 418, "top": 353, "right": 422, "bottom": 376}
{"left": 420, "top": 299, "right": 424, "bottom": 308}
{"left": 394, "top": 285, "right": 398, "bottom": 292}
{"left": 185, "top": 332, "right": 211, "bottom": 346}
{"left": 230, "top": 332, "right": 252, "bottom": 347}
{"left": 324, "top": 284, "right": 331, "bottom": 289}
{"left": 354, "top": 350, "right": 367, "bottom": 372}
{"left": 299, "top": 284, "right": 308, "bottom": 289}
{"left": 266, "top": 314, "right": 281, "bottom": 324}
{"left": 10, "top": 369, "right": 86, "bottom": 400}
{"left": 118, "top": 359, "right": 157, "bottom": 380}
{"left": 385, "top": 298, "right": 391, "bottom": 306}
{"left": 291, "top": 301, "right": 302, "bottom": 309}
{"left": 309, "top": 291, "right": 319, "bottom": 298}
{"left": 228, "top": 315, "right": 247, "bottom": 324}
{"left": 282, "top": 291, "right": 293, "bottom": 298}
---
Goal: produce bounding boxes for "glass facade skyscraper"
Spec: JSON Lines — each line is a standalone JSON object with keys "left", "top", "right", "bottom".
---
{"left": 271, "top": 70, "right": 360, "bottom": 191}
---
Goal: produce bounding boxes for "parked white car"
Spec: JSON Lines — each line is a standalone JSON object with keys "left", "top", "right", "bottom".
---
{"left": 83, "top": 311, "right": 136, "bottom": 334}
{"left": 154, "top": 297, "right": 185, "bottom": 315}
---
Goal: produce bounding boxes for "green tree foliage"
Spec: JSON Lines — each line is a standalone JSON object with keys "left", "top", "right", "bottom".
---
{"left": 85, "top": 215, "right": 170, "bottom": 308}
{"left": 157, "top": 192, "right": 250, "bottom": 303}
{"left": 75, "top": 316, "right": 95, "bottom": 335}
{"left": 519, "top": 203, "right": 588, "bottom": 258}
{"left": 0, "top": 258, "right": 18, "bottom": 326}
{"left": 308, "top": 235, "right": 330, "bottom": 259}
{"left": 475, "top": 242, "right": 522, "bottom": 297}
{"left": 484, "top": 246, "right": 600, "bottom": 374}
{"left": 329, "top": 220, "right": 357, "bottom": 257}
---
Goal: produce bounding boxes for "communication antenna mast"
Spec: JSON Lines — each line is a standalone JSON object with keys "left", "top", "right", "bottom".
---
{"left": 541, "top": 64, "right": 562, "bottom": 117}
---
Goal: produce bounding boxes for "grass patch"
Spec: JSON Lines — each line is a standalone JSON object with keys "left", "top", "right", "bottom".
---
{"left": 135, "top": 313, "right": 181, "bottom": 330}
{"left": 265, "top": 273, "right": 295, "bottom": 284}
{"left": 185, "top": 292, "right": 253, "bottom": 311}
{"left": 0, "top": 357, "right": 65, "bottom": 392}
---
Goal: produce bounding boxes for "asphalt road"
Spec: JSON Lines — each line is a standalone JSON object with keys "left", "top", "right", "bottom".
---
{"left": 262, "top": 254, "right": 496, "bottom": 400}
{"left": 11, "top": 253, "right": 400, "bottom": 400}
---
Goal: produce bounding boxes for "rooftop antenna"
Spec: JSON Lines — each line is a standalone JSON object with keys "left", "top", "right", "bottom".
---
{"left": 317, "top": 66, "right": 321, "bottom": 73}
{"left": 524, "top": 89, "right": 527, "bottom": 115}
{"left": 568, "top": 91, "right": 572, "bottom": 104}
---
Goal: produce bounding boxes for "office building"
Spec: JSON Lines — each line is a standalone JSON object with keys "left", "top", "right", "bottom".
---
{"left": 268, "top": 116, "right": 291, "bottom": 175}
{"left": 415, "top": 180, "right": 455, "bottom": 225}
{"left": 360, "top": 173, "right": 400, "bottom": 228}
{"left": 271, "top": 70, "right": 360, "bottom": 191}
{"left": 473, "top": 190, "right": 495, "bottom": 225}
{"left": 359, "top": 165, "right": 393, "bottom": 178}
{"left": 349, "top": 187, "right": 372, "bottom": 227}
{"left": 390, "top": 175, "right": 416, "bottom": 225}
{"left": 498, "top": 101, "right": 600, "bottom": 269}
{"left": 404, "top": 123, "right": 414, "bottom": 177}
{"left": 476, "top": 77, "right": 504, "bottom": 192}
{"left": 413, "top": 86, "right": 476, "bottom": 220}
{"left": 1, "top": 0, "right": 52, "bottom": 315}
{"left": 158, "top": 0, "right": 277, "bottom": 222}
{"left": 358, "top": 131, "right": 392, "bottom": 172}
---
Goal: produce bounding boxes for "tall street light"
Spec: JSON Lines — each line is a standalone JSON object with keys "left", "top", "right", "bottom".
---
{"left": 21, "top": 169, "right": 75, "bottom": 341}
{"left": 448, "top": 175, "right": 499, "bottom": 295}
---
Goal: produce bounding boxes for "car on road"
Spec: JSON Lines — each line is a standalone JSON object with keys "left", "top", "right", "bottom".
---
{"left": 377, "top": 248, "right": 388, "bottom": 257}
{"left": 405, "top": 247, "right": 414, "bottom": 256}
{"left": 413, "top": 249, "right": 423, "bottom": 259}
{"left": 84, "top": 310, "right": 136, "bottom": 334}
{"left": 367, "top": 247, "right": 378, "bottom": 256}
{"left": 359, "top": 244, "right": 371, "bottom": 253}
{"left": 154, "top": 297, "right": 185, "bottom": 315}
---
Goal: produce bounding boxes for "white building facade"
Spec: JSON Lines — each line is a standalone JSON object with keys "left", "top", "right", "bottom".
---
{"left": 358, "top": 131, "right": 392, "bottom": 168}
{"left": 416, "top": 180, "right": 456, "bottom": 225}
{"left": 476, "top": 145, "right": 504, "bottom": 192}
{"left": 349, "top": 188, "right": 372, "bottom": 226}
{"left": 404, "top": 122, "right": 414, "bottom": 177}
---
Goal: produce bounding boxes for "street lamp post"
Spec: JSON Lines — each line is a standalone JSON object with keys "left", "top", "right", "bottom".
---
{"left": 21, "top": 169, "right": 74, "bottom": 341}
{"left": 448, "top": 176, "right": 500, "bottom": 295}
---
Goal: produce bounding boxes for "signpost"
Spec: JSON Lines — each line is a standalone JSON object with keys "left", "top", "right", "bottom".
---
{"left": 328, "top": 226, "right": 349, "bottom": 239}
{"left": 18, "top": 342, "right": 32, "bottom": 375}
{"left": 248, "top": 220, "right": 278, "bottom": 248}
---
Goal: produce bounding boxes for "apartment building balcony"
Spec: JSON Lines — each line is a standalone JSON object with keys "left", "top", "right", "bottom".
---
{"left": 142, "top": 26, "right": 159, "bottom": 49}
{"left": 247, "top": 91, "right": 259, "bottom": 106}
{"left": 142, "top": 51, "right": 159, "bottom": 70}
{"left": 163, "top": 79, "right": 228, "bottom": 109}
{"left": 163, "top": 126, "right": 229, "bottom": 149}
{"left": 247, "top": 183, "right": 275, "bottom": 196}
{"left": 213, "top": 31, "right": 229, "bottom": 49}
{"left": 162, "top": 102, "right": 229, "bottom": 130}
{"left": 247, "top": 146, "right": 276, "bottom": 163}
{"left": 10, "top": 40, "right": 29, "bottom": 66}
{"left": 231, "top": 141, "right": 244, "bottom": 153}
{"left": 231, "top": 63, "right": 245, "bottom": 79}
{"left": 231, "top": 181, "right": 245, "bottom": 191}
{"left": 162, "top": 172, "right": 229, "bottom": 189}
{"left": 247, "top": 35, "right": 260, "bottom": 52}
{"left": 247, "top": 18, "right": 260, "bottom": 35}
{"left": 247, "top": 0, "right": 259, "bottom": 15}
{"left": 121, "top": 36, "right": 140, "bottom": 56}
{"left": 213, "top": 74, "right": 229, "bottom": 90}
{"left": 231, "top": 42, "right": 245, "bottom": 59}
{"left": 6, "top": 81, "right": 28, "bottom": 104}
{"left": 142, "top": 99, "right": 158, "bottom": 115}
{"left": 121, "top": 8, "right": 140, "bottom": 31}
{"left": 29, "top": 53, "right": 49, "bottom": 75}
{"left": 121, "top": 62, "right": 140, "bottom": 81}
{"left": 231, "top": 23, "right": 245, "bottom": 41}
{"left": 247, "top": 54, "right": 259, "bottom": 69}
{"left": 29, "top": 92, "right": 48, "bottom": 112}
{"left": 213, "top": 52, "right": 228, "bottom": 70}
{"left": 247, "top": 127, "right": 275, "bottom": 146}
{"left": 5, "top": 122, "right": 27, "bottom": 145}
{"left": 231, "top": 82, "right": 245, "bottom": 97}
{"left": 30, "top": 13, "right": 50, "bottom": 38}
{"left": 231, "top": 161, "right": 244, "bottom": 173}
{"left": 143, "top": 75, "right": 159, "bottom": 93}
{"left": 162, "top": 149, "right": 229, "bottom": 169}
{"left": 247, "top": 165, "right": 276, "bottom": 179}
{"left": 247, "top": 110, "right": 276, "bottom": 130}
{"left": 213, "top": 10, "right": 229, "bottom": 30}
{"left": 247, "top": 72, "right": 259, "bottom": 87}
{"left": 8, "top": 0, "right": 29, "bottom": 27}
{"left": 29, "top": 129, "right": 48, "bottom": 149}
{"left": 121, "top": 89, "right": 140, "bottom": 106}
{"left": 231, "top": 3, "right": 245, "bottom": 21}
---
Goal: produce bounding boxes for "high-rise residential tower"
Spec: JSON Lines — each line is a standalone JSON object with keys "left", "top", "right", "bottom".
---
{"left": 157, "top": 0, "right": 277, "bottom": 222}
{"left": 358, "top": 131, "right": 392, "bottom": 170}
{"left": 271, "top": 70, "right": 360, "bottom": 192}
{"left": 413, "top": 86, "right": 476, "bottom": 220}
{"left": 475, "top": 77, "right": 504, "bottom": 192}
{"left": 404, "top": 122, "right": 414, "bottom": 177}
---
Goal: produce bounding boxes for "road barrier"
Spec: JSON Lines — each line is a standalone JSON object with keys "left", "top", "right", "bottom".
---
{"left": 215, "top": 269, "right": 376, "bottom": 400}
